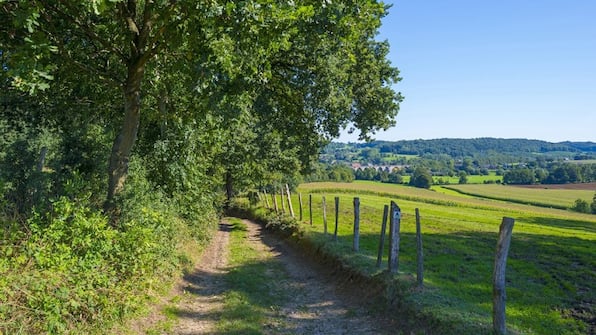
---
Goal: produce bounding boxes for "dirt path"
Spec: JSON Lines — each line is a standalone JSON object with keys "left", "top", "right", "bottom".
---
{"left": 172, "top": 222, "right": 232, "bottom": 334}
{"left": 171, "top": 218, "right": 390, "bottom": 334}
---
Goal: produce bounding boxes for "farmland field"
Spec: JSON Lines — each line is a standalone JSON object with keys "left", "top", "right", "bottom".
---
{"left": 275, "top": 181, "right": 596, "bottom": 334}
{"left": 399, "top": 172, "right": 502, "bottom": 185}
{"left": 442, "top": 183, "right": 595, "bottom": 209}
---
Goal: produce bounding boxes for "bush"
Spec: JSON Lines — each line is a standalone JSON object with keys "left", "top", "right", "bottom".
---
{"left": 0, "top": 160, "right": 219, "bottom": 334}
{"left": 227, "top": 198, "right": 300, "bottom": 238}
{"left": 571, "top": 199, "right": 590, "bottom": 214}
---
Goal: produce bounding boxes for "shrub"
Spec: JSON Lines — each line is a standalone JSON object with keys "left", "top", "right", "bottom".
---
{"left": 571, "top": 199, "right": 590, "bottom": 214}
{"left": 0, "top": 164, "right": 218, "bottom": 334}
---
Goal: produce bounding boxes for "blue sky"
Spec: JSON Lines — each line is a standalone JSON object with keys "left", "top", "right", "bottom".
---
{"left": 338, "top": 0, "right": 596, "bottom": 143}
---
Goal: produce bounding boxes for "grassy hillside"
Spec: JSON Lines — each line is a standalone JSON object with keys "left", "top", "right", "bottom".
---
{"left": 442, "top": 184, "right": 594, "bottom": 209}
{"left": 276, "top": 181, "right": 596, "bottom": 334}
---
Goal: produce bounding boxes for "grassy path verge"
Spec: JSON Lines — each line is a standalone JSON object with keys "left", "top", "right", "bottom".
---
{"left": 162, "top": 217, "right": 390, "bottom": 334}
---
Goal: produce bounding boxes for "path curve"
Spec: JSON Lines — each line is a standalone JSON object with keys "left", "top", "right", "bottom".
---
{"left": 172, "top": 218, "right": 391, "bottom": 334}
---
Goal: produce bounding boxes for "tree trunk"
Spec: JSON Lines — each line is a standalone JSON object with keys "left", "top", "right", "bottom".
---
{"left": 105, "top": 63, "right": 145, "bottom": 213}
{"left": 225, "top": 170, "right": 234, "bottom": 206}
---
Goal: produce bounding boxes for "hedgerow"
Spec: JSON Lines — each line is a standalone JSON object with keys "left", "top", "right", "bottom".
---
{"left": 0, "top": 159, "right": 219, "bottom": 334}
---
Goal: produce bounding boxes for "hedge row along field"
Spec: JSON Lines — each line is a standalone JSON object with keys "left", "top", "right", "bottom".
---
{"left": 267, "top": 181, "right": 595, "bottom": 334}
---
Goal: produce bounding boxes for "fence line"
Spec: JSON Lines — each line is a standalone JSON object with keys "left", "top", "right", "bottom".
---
{"left": 255, "top": 191, "right": 514, "bottom": 332}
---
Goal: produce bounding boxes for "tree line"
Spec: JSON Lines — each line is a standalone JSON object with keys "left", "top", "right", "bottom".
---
{"left": 503, "top": 163, "right": 596, "bottom": 185}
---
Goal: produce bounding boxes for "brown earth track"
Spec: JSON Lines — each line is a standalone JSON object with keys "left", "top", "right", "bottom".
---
{"left": 172, "top": 222, "right": 232, "bottom": 334}
{"left": 170, "top": 219, "right": 395, "bottom": 334}
{"left": 511, "top": 182, "right": 596, "bottom": 190}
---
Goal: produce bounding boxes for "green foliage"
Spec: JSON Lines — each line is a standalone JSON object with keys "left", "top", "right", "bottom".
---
{"left": 503, "top": 167, "right": 536, "bottom": 185}
{"left": 0, "top": 158, "right": 219, "bottom": 333}
{"left": 458, "top": 171, "right": 468, "bottom": 184}
{"left": 304, "top": 163, "right": 355, "bottom": 183}
{"left": 409, "top": 167, "right": 433, "bottom": 189}
{"left": 571, "top": 199, "right": 590, "bottom": 214}
{"left": 3, "top": 0, "right": 402, "bottom": 205}
{"left": 229, "top": 200, "right": 300, "bottom": 238}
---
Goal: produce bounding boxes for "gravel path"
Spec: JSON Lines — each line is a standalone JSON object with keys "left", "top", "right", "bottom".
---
{"left": 171, "top": 218, "right": 390, "bottom": 335}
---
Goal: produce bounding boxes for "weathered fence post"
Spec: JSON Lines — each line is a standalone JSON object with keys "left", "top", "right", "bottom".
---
{"left": 263, "top": 189, "right": 270, "bottom": 209}
{"left": 493, "top": 217, "right": 515, "bottom": 335}
{"left": 309, "top": 194, "right": 313, "bottom": 226}
{"left": 415, "top": 208, "right": 424, "bottom": 288}
{"left": 388, "top": 201, "right": 401, "bottom": 273}
{"left": 334, "top": 196, "right": 340, "bottom": 241}
{"left": 298, "top": 193, "right": 303, "bottom": 221}
{"left": 322, "top": 196, "right": 328, "bottom": 235}
{"left": 280, "top": 188, "right": 286, "bottom": 213}
{"left": 272, "top": 192, "right": 278, "bottom": 213}
{"left": 37, "top": 146, "right": 48, "bottom": 172}
{"left": 376, "top": 204, "right": 389, "bottom": 268}
{"left": 285, "top": 184, "right": 295, "bottom": 218}
{"left": 353, "top": 197, "right": 360, "bottom": 251}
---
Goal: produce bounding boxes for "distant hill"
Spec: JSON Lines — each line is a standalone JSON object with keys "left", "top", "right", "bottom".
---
{"left": 323, "top": 138, "right": 596, "bottom": 165}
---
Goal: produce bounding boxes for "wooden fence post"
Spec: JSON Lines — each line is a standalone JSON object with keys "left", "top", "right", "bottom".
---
{"left": 493, "top": 217, "right": 515, "bottom": 335}
{"left": 280, "top": 188, "right": 286, "bottom": 213}
{"left": 388, "top": 201, "right": 401, "bottom": 273}
{"left": 322, "top": 196, "right": 328, "bottom": 235}
{"left": 263, "top": 189, "right": 270, "bottom": 209}
{"left": 298, "top": 193, "right": 303, "bottom": 221}
{"left": 272, "top": 192, "right": 278, "bottom": 213}
{"left": 334, "top": 196, "right": 340, "bottom": 241}
{"left": 376, "top": 204, "right": 389, "bottom": 268}
{"left": 415, "top": 208, "right": 424, "bottom": 288}
{"left": 353, "top": 197, "right": 360, "bottom": 251}
{"left": 285, "top": 184, "right": 295, "bottom": 218}
{"left": 309, "top": 194, "right": 313, "bottom": 225}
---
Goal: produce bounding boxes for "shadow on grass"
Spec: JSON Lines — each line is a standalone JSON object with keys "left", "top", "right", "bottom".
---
{"left": 524, "top": 216, "right": 596, "bottom": 234}
{"left": 304, "top": 223, "right": 594, "bottom": 335}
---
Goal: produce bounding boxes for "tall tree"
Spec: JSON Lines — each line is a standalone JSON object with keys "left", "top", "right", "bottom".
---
{"left": 2, "top": 1, "right": 402, "bottom": 213}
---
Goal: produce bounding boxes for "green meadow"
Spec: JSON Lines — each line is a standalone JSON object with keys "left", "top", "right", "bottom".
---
{"left": 442, "top": 184, "right": 594, "bottom": 209}
{"left": 397, "top": 172, "right": 502, "bottom": 185}
{"left": 267, "top": 181, "right": 595, "bottom": 334}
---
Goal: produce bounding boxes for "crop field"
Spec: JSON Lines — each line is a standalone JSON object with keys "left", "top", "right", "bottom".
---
{"left": 270, "top": 181, "right": 596, "bottom": 334}
{"left": 442, "top": 183, "right": 595, "bottom": 209}
{"left": 398, "top": 173, "right": 502, "bottom": 185}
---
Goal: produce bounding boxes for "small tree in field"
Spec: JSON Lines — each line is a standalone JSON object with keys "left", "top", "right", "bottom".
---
{"left": 458, "top": 171, "right": 468, "bottom": 184}
{"left": 410, "top": 167, "right": 433, "bottom": 189}
{"left": 572, "top": 199, "right": 590, "bottom": 214}
{"left": 591, "top": 193, "right": 596, "bottom": 214}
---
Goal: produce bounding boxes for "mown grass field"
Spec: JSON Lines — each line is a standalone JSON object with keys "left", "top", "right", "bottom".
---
{"left": 267, "top": 181, "right": 596, "bottom": 334}
{"left": 442, "top": 183, "right": 594, "bottom": 209}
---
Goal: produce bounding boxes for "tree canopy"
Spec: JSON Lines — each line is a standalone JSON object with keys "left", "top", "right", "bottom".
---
{"left": 1, "top": 0, "right": 402, "bottom": 215}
